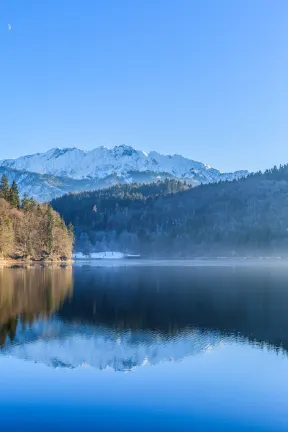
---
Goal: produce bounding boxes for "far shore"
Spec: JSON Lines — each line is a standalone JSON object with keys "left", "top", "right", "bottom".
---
{"left": 72, "top": 256, "right": 288, "bottom": 267}
{"left": 2, "top": 256, "right": 288, "bottom": 269}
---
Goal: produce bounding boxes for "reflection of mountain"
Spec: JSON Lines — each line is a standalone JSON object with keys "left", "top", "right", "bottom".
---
{"left": 1, "top": 265, "right": 288, "bottom": 371}
{"left": 60, "top": 266, "right": 288, "bottom": 351}
{"left": 1, "top": 320, "right": 222, "bottom": 370}
{"left": 0, "top": 267, "right": 73, "bottom": 347}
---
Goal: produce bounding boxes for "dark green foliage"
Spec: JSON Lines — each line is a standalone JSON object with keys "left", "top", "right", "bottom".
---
{"left": 0, "top": 175, "right": 21, "bottom": 208}
{"left": 0, "top": 175, "right": 10, "bottom": 201}
{"left": 9, "top": 180, "right": 20, "bottom": 208}
{"left": 21, "top": 193, "right": 36, "bottom": 212}
{"left": 51, "top": 169, "right": 288, "bottom": 257}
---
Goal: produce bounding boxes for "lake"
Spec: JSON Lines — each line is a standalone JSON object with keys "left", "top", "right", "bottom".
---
{"left": 0, "top": 262, "right": 288, "bottom": 431}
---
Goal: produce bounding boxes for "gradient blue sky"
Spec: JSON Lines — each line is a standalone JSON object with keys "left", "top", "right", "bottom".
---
{"left": 1, "top": 0, "right": 287, "bottom": 172}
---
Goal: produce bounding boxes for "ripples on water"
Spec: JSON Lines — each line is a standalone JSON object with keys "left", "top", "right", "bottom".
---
{"left": 1, "top": 264, "right": 288, "bottom": 430}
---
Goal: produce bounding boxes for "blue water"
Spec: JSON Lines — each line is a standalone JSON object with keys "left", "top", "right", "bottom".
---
{"left": 0, "top": 264, "right": 288, "bottom": 431}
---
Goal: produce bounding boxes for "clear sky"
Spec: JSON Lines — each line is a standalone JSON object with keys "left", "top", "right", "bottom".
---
{"left": 1, "top": 0, "right": 288, "bottom": 172}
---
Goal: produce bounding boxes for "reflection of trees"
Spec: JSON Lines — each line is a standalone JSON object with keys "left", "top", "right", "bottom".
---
{"left": 0, "top": 266, "right": 73, "bottom": 347}
{"left": 3, "top": 265, "right": 288, "bottom": 356}
{"left": 59, "top": 266, "right": 288, "bottom": 352}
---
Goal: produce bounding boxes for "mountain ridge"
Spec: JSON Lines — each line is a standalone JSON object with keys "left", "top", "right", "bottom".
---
{"left": 0, "top": 145, "right": 248, "bottom": 201}
{"left": 1, "top": 144, "right": 248, "bottom": 181}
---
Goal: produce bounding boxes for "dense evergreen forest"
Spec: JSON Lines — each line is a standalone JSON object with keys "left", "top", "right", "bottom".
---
{"left": 0, "top": 175, "right": 73, "bottom": 261}
{"left": 51, "top": 166, "right": 288, "bottom": 257}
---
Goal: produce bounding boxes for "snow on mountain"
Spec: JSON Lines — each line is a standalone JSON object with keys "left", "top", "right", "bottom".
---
{"left": 0, "top": 144, "right": 248, "bottom": 183}
{"left": 0, "top": 166, "right": 105, "bottom": 202}
{"left": 0, "top": 318, "right": 223, "bottom": 371}
{"left": 0, "top": 166, "right": 180, "bottom": 202}
{"left": 0, "top": 145, "right": 248, "bottom": 201}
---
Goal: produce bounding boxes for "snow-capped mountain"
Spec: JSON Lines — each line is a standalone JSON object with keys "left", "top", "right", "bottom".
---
{"left": 1, "top": 144, "right": 248, "bottom": 183}
{"left": 0, "top": 145, "right": 248, "bottom": 201}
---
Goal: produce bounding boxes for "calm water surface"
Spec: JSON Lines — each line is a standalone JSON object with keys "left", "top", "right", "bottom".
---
{"left": 0, "top": 263, "right": 288, "bottom": 431}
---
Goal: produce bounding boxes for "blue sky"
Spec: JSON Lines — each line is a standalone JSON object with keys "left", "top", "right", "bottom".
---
{"left": 1, "top": 0, "right": 287, "bottom": 172}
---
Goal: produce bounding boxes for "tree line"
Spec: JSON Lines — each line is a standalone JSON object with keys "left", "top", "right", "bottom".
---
{"left": 51, "top": 168, "right": 288, "bottom": 257}
{"left": 0, "top": 175, "right": 74, "bottom": 260}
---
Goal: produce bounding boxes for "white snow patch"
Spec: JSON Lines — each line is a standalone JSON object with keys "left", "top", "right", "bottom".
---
{"left": 73, "top": 251, "right": 124, "bottom": 260}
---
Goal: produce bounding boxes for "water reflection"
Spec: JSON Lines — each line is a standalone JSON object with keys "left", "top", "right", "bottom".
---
{"left": 0, "top": 265, "right": 288, "bottom": 370}
{"left": 62, "top": 266, "right": 288, "bottom": 350}
{"left": 0, "top": 266, "right": 73, "bottom": 348}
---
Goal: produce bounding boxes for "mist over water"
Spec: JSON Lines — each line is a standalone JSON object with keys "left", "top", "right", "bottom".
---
{"left": 0, "top": 264, "right": 288, "bottom": 431}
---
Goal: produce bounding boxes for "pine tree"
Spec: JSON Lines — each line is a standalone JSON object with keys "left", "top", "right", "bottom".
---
{"left": 21, "top": 193, "right": 36, "bottom": 212}
{"left": 9, "top": 180, "right": 20, "bottom": 208}
{"left": 0, "top": 175, "right": 10, "bottom": 201}
{"left": 21, "top": 193, "right": 29, "bottom": 210}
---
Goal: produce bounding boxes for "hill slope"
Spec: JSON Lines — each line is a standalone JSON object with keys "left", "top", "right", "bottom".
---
{"left": 0, "top": 184, "right": 73, "bottom": 260}
{"left": 51, "top": 166, "right": 288, "bottom": 256}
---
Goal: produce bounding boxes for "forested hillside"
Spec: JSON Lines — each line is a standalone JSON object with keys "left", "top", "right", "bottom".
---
{"left": 0, "top": 175, "right": 73, "bottom": 261}
{"left": 51, "top": 167, "right": 288, "bottom": 257}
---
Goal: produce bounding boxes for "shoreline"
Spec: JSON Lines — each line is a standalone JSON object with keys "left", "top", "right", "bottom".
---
{"left": 72, "top": 257, "right": 288, "bottom": 267}
{"left": 0, "top": 259, "right": 74, "bottom": 268}
{"left": 1, "top": 257, "right": 288, "bottom": 268}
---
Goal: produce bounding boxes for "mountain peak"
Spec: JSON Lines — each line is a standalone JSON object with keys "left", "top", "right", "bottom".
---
{"left": 0, "top": 145, "right": 248, "bottom": 201}
{"left": 112, "top": 144, "right": 138, "bottom": 157}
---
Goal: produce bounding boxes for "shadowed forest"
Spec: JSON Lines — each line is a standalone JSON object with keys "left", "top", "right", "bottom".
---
{"left": 51, "top": 165, "right": 288, "bottom": 257}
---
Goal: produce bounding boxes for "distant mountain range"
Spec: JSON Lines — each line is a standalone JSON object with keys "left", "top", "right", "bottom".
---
{"left": 0, "top": 145, "right": 248, "bottom": 201}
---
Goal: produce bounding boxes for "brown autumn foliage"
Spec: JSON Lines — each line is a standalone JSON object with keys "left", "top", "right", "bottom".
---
{"left": 0, "top": 266, "right": 73, "bottom": 347}
{"left": 0, "top": 197, "right": 73, "bottom": 260}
